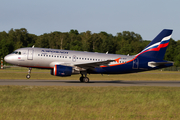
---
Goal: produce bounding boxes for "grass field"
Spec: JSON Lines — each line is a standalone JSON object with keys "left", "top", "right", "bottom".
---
{"left": 1, "top": 67, "right": 180, "bottom": 81}
{"left": 1, "top": 68, "right": 180, "bottom": 119}
{"left": 0, "top": 86, "right": 180, "bottom": 120}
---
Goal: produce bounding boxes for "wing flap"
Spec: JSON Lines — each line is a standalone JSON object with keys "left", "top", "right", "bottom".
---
{"left": 75, "top": 60, "right": 114, "bottom": 69}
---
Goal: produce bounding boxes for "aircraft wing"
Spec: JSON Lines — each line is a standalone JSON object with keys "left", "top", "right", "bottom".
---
{"left": 75, "top": 60, "right": 114, "bottom": 70}
{"left": 148, "top": 61, "right": 174, "bottom": 68}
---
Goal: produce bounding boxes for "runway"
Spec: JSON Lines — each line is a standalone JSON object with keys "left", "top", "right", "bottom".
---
{"left": 0, "top": 79, "right": 180, "bottom": 87}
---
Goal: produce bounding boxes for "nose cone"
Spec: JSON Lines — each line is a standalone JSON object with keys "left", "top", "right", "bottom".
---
{"left": 4, "top": 55, "right": 9, "bottom": 63}
{"left": 4, "top": 55, "right": 13, "bottom": 64}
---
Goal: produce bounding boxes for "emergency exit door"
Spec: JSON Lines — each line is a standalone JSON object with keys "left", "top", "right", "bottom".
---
{"left": 133, "top": 58, "right": 139, "bottom": 69}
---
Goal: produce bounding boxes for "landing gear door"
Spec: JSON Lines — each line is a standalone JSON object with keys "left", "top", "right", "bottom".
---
{"left": 27, "top": 49, "right": 33, "bottom": 60}
{"left": 133, "top": 58, "right": 139, "bottom": 69}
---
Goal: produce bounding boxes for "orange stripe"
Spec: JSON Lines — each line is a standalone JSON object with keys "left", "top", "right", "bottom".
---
{"left": 54, "top": 65, "right": 57, "bottom": 76}
{"left": 100, "top": 58, "right": 135, "bottom": 67}
{"left": 115, "top": 57, "right": 121, "bottom": 63}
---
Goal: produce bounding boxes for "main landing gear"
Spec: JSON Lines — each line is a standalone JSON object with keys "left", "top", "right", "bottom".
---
{"left": 26, "top": 68, "right": 32, "bottom": 79}
{"left": 80, "top": 72, "right": 89, "bottom": 83}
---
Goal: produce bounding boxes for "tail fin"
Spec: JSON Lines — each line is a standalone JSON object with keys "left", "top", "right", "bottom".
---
{"left": 136, "top": 29, "right": 173, "bottom": 60}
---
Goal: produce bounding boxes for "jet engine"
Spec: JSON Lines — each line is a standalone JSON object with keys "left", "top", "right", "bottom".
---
{"left": 51, "top": 65, "right": 72, "bottom": 76}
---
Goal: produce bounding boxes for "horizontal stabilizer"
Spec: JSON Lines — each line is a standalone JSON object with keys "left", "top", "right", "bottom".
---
{"left": 148, "top": 61, "right": 174, "bottom": 68}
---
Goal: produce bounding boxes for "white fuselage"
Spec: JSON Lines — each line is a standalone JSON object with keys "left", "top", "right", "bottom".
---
{"left": 5, "top": 47, "right": 135, "bottom": 69}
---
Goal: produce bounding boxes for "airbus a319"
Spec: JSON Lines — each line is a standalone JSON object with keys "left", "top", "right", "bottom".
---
{"left": 4, "top": 29, "right": 174, "bottom": 83}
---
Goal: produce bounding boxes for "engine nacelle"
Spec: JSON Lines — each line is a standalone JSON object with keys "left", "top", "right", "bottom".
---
{"left": 51, "top": 65, "right": 72, "bottom": 76}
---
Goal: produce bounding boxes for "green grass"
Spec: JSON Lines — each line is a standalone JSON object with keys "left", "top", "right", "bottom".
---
{"left": 0, "top": 86, "right": 180, "bottom": 120}
{"left": 1, "top": 68, "right": 180, "bottom": 119}
{"left": 1, "top": 67, "right": 180, "bottom": 80}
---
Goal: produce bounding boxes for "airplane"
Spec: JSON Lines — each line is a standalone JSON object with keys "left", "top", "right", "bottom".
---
{"left": 4, "top": 29, "right": 174, "bottom": 83}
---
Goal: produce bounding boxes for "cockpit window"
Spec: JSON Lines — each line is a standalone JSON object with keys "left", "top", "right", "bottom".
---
{"left": 12, "top": 51, "right": 21, "bottom": 55}
{"left": 12, "top": 51, "right": 18, "bottom": 54}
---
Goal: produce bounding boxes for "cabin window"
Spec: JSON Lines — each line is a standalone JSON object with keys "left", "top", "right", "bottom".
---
{"left": 69, "top": 57, "right": 71, "bottom": 59}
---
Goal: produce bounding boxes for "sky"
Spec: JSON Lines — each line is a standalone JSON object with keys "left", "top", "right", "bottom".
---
{"left": 0, "top": 0, "right": 180, "bottom": 41}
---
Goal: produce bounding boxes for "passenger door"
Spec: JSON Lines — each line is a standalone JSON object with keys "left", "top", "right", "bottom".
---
{"left": 27, "top": 49, "right": 34, "bottom": 60}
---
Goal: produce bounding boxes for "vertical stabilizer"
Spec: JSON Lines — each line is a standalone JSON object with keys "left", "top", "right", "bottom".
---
{"left": 136, "top": 29, "right": 173, "bottom": 60}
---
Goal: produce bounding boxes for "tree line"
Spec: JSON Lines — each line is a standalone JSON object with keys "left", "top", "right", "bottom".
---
{"left": 0, "top": 28, "right": 180, "bottom": 66}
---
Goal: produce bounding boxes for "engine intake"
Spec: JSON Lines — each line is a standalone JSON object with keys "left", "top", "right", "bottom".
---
{"left": 51, "top": 65, "right": 72, "bottom": 76}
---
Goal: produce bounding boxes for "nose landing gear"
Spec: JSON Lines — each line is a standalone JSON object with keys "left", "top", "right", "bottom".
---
{"left": 26, "top": 68, "right": 32, "bottom": 79}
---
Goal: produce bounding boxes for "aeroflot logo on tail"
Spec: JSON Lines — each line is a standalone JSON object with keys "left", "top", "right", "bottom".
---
{"left": 41, "top": 50, "right": 68, "bottom": 54}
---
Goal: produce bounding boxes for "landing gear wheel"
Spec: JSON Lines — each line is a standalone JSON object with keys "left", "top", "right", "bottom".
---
{"left": 80, "top": 77, "right": 84, "bottom": 82}
{"left": 83, "top": 77, "right": 89, "bottom": 83}
{"left": 26, "top": 74, "right": 31, "bottom": 79}
{"left": 80, "top": 72, "right": 89, "bottom": 83}
{"left": 26, "top": 68, "right": 32, "bottom": 79}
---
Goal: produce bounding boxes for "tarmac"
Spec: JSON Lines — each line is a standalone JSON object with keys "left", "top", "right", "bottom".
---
{"left": 0, "top": 79, "right": 180, "bottom": 87}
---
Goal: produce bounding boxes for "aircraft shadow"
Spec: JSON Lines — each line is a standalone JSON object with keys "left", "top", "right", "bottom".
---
{"left": 64, "top": 80, "right": 180, "bottom": 84}
{"left": 1, "top": 80, "right": 180, "bottom": 86}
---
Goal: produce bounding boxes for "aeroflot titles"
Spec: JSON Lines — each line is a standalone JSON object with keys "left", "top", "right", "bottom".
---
{"left": 41, "top": 50, "right": 68, "bottom": 54}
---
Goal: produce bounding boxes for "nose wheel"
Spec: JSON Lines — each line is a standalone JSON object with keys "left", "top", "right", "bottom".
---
{"left": 26, "top": 68, "right": 32, "bottom": 79}
{"left": 26, "top": 74, "right": 31, "bottom": 79}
